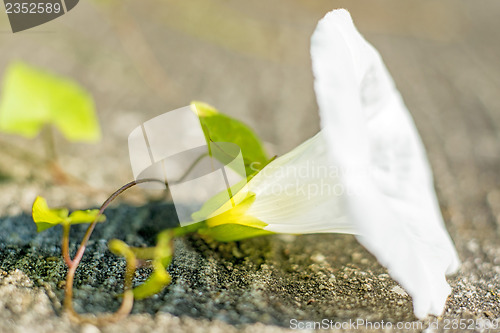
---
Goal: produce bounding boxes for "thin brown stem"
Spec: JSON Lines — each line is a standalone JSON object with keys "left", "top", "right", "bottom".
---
{"left": 62, "top": 224, "right": 72, "bottom": 267}
{"left": 63, "top": 178, "right": 165, "bottom": 324}
{"left": 70, "top": 179, "right": 164, "bottom": 266}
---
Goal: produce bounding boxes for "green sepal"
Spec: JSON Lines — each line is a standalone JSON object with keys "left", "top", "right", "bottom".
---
{"left": 190, "top": 178, "right": 247, "bottom": 223}
{"left": 199, "top": 224, "right": 274, "bottom": 242}
{"left": 197, "top": 192, "right": 275, "bottom": 242}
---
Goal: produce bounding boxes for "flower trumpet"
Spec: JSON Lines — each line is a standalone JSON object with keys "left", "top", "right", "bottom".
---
{"left": 208, "top": 9, "right": 460, "bottom": 319}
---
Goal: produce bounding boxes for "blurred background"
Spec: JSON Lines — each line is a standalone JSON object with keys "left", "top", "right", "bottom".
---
{"left": 0, "top": 1, "right": 499, "bottom": 330}
{"left": 0, "top": 0, "right": 499, "bottom": 245}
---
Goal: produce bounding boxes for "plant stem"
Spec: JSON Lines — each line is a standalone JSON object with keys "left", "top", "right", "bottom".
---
{"left": 43, "top": 125, "right": 57, "bottom": 164}
{"left": 62, "top": 224, "right": 72, "bottom": 267}
{"left": 63, "top": 178, "right": 165, "bottom": 324}
{"left": 174, "top": 153, "right": 208, "bottom": 184}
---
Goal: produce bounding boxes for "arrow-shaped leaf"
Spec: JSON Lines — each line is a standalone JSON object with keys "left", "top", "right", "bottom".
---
{"left": 32, "top": 196, "right": 105, "bottom": 232}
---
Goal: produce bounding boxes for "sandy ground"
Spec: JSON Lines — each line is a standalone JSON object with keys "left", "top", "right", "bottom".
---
{"left": 0, "top": 0, "right": 499, "bottom": 332}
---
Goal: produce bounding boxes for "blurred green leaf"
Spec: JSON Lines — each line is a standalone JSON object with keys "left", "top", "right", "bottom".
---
{"left": 110, "top": 231, "right": 174, "bottom": 300}
{"left": 191, "top": 101, "right": 268, "bottom": 176}
{"left": 32, "top": 196, "right": 105, "bottom": 232}
{"left": 131, "top": 263, "right": 171, "bottom": 300}
{"left": 0, "top": 61, "right": 101, "bottom": 142}
{"left": 132, "top": 231, "right": 173, "bottom": 299}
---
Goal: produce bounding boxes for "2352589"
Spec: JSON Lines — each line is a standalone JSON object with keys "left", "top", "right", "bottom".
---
{"left": 5, "top": 2, "right": 62, "bottom": 14}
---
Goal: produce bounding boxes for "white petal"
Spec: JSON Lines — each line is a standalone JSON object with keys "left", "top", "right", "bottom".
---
{"left": 246, "top": 131, "right": 356, "bottom": 235}
{"left": 311, "top": 9, "right": 460, "bottom": 318}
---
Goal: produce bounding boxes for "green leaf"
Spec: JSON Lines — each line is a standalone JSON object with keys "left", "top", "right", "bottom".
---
{"left": 186, "top": 102, "right": 277, "bottom": 242}
{"left": 0, "top": 61, "right": 101, "bottom": 142}
{"left": 32, "top": 196, "right": 68, "bottom": 232}
{"left": 32, "top": 196, "right": 105, "bottom": 232}
{"left": 191, "top": 101, "right": 268, "bottom": 176}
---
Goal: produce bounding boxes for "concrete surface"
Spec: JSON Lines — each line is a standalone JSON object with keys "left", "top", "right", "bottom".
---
{"left": 0, "top": 0, "right": 499, "bottom": 332}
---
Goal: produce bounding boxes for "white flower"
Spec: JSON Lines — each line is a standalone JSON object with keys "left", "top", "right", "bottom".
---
{"left": 208, "top": 9, "right": 460, "bottom": 319}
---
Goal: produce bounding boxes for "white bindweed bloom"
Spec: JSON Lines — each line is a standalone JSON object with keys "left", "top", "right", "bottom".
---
{"left": 208, "top": 9, "right": 460, "bottom": 319}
